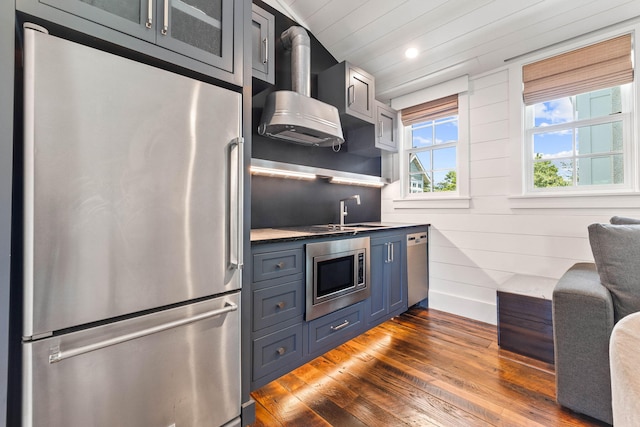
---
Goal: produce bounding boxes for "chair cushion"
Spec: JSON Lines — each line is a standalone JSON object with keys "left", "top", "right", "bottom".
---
{"left": 588, "top": 223, "right": 640, "bottom": 322}
{"left": 611, "top": 216, "right": 640, "bottom": 225}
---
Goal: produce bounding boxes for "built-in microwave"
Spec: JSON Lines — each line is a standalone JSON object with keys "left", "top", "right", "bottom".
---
{"left": 305, "top": 237, "right": 370, "bottom": 321}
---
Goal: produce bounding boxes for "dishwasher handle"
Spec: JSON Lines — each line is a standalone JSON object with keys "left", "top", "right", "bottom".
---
{"left": 407, "top": 232, "right": 428, "bottom": 246}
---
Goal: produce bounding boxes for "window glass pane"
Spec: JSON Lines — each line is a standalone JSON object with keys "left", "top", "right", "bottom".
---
{"left": 577, "top": 155, "right": 623, "bottom": 185}
{"left": 411, "top": 125, "right": 433, "bottom": 148}
{"left": 533, "top": 158, "right": 572, "bottom": 188}
{"left": 410, "top": 152, "right": 431, "bottom": 172}
{"left": 575, "top": 87, "right": 622, "bottom": 120}
{"left": 435, "top": 120, "right": 458, "bottom": 144}
{"left": 433, "top": 147, "right": 456, "bottom": 170}
{"left": 534, "top": 98, "right": 574, "bottom": 127}
{"left": 525, "top": 80, "right": 628, "bottom": 192}
{"left": 533, "top": 130, "right": 573, "bottom": 159}
{"left": 576, "top": 121, "right": 623, "bottom": 155}
{"left": 406, "top": 115, "right": 459, "bottom": 197}
{"left": 433, "top": 170, "right": 456, "bottom": 192}
{"left": 409, "top": 172, "right": 431, "bottom": 193}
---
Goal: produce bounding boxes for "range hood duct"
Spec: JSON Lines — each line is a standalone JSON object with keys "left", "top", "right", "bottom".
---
{"left": 258, "top": 26, "right": 344, "bottom": 147}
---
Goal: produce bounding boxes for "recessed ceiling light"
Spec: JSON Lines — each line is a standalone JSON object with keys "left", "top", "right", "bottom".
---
{"left": 405, "top": 47, "right": 418, "bottom": 59}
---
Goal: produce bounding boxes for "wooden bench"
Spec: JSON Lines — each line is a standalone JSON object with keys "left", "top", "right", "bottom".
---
{"left": 497, "top": 275, "right": 556, "bottom": 364}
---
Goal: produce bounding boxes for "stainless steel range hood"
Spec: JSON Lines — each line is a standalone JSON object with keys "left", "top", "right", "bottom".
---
{"left": 258, "top": 26, "right": 344, "bottom": 147}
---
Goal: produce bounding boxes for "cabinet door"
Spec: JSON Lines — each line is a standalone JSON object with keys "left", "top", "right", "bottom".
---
{"left": 387, "top": 236, "right": 406, "bottom": 314}
{"left": 39, "top": 0, "right": 156, "bottom": 43}
{"left": 157, "top": 0, "right": 234, "bottom": 72}
{"left": 348, "top": 66, "right": 374, "bottom": 121}
{"left": 376, "top": 102, "right": 398, "bottom": 152}
{"left": 366, "top": 240, "right": 388, "bottom": 324}
{"left": 251, "top": 3, "right": 275, "bottom": 84}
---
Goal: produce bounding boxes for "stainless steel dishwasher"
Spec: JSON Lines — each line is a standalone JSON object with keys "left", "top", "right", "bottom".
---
{"left": 407, "top": 231, "right": 429, "bottom": 306}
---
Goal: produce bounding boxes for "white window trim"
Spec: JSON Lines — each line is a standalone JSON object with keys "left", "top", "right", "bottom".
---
{"left": 507, "top": 22, "right": 640, "bottom": 209}
{"left": 392, "top": 89, "right": 470, "bottom": 209}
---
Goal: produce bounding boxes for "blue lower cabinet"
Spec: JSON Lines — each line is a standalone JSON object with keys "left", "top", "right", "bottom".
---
{"left": 366, "top": 234, "right": 407, "bottom": 326}
{"left": 249, "top": 226, "right": 428, "bottom": 391}
{"left": 252, "top": 324, "right": 303, "bottom": 383}
{"left": 252, "top": 278, "right": 304, "bottom": 332}
{"left": 307, "top": 302, "right": 365, "bottom": 355}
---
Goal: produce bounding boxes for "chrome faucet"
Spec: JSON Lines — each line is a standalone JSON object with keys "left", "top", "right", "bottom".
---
{"left": 339, "top": 195, "right": 360, "bottom": 228}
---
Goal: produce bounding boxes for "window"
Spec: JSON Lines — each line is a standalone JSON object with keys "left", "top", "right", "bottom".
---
{"left": 401, "top": 95, "right": 459, "bottom": 195}
{"left": 521, "top": 34, "right": 634, "bottom": 193}
{"left": 526, "top": 86, "right": 631, "bottom": 190}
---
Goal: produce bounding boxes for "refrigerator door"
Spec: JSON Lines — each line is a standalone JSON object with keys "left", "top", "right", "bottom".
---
{"left": 23, "top": 292, "right": 241, "bottom": 427}
{"left": 23, "top": 29, "right": 243, "bottom": 337}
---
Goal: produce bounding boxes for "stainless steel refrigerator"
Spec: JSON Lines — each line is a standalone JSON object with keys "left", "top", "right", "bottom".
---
{"left": 21, "top": 26, "right": 243, "bottom": 427}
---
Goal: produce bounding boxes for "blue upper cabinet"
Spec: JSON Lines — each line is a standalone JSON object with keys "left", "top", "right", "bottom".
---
{"left": 17, "top": 0, "right": 243, "bottom": 86}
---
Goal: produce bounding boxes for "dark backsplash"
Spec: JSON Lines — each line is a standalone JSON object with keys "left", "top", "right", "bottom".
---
{"left": 251, "top": 176, "right": 380, "bottom": 229}
{"left": 251, "top": 0, "right": 382, "bottom": 228}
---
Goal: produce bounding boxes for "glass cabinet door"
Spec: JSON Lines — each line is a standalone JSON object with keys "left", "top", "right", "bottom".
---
{"left": 156, "top": 0, "right": 234, "bottom": 72}
{"left": 40, "top": 0, "right": 156, "bottom": 43}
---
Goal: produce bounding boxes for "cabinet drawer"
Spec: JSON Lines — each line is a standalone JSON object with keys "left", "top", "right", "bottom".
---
{"left": 253, "top": 249, "right": 303, "bottom": 282}
{"left": 253, "top": 279, "right": 304, "bottom": 332}
{"left": 308, "top": 302, "right": 364, "bottom": 355}
{"left": 253, "top": 324, "right": 303, "bottom": 381}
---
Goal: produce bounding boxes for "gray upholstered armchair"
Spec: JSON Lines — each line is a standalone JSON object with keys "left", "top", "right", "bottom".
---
{"left": 553, "top": 217, "right": 640, "bottom": 425}
{"left": 553, "top": 262, "right": 614, "bottom": 424}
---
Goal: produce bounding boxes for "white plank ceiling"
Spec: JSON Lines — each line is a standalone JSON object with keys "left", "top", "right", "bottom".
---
{"left": 262, "top": 0, "right": 640, "bottom": 102}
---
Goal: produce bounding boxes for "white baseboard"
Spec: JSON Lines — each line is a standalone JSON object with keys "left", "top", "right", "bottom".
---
{"left": 428, "top": 290, "right": 497, "bottom": 325}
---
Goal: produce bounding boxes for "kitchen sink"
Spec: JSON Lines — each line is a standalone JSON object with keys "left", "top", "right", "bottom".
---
{"left": 275, "top": 224, "right": 389, "bottom": 235}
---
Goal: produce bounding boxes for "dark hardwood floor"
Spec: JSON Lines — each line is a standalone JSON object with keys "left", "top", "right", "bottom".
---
{"left": 250, "top": 307, "right": 609, "bottom": 426}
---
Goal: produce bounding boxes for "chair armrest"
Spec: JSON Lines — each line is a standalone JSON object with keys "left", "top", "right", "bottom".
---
{"left": 552, "top": 262, "right": 614, "bottom": 424}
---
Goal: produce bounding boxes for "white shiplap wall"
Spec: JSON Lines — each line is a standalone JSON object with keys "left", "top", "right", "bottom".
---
{"left": 382, "top": 69, "right": 640, "bottom": 325}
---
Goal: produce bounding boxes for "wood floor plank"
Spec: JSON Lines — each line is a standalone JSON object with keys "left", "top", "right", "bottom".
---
{"left": 250, "top": 307, "right": 608, "bottom": 427}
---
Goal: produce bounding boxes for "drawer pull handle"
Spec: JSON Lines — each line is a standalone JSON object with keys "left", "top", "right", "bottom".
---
{"left": 275, "top": 262, "right": 285, "bottom": 269}
{"left": 330, "top": 320, "right": 350, "bottom": 332}
{"left": 276, "top": 347, "right": 286, "bottom": 356}
{"left": 276, "top": 301, "right": 286, "bottom": 309}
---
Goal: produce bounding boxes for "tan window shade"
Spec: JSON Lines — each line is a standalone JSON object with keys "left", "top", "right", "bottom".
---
{"left": 523, "top": 34, "right": 633, "bottom": 105}
{"left": 401, "top": 94, "right": 458, "bottom": 126}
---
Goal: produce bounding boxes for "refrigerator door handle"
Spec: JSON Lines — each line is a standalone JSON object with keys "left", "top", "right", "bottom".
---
{"left": 229, "top": 137, "right": 244, "bottom": 271}
{"left": 48, "top": 301, "right": 238, "bottom": 364}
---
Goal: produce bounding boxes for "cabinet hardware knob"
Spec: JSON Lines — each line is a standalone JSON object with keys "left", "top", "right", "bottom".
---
{"left": 275, "top": 262, "right": 285, "bottom": 269}
{"left": 276, "top": 347, "right": 286, "bottom": 356}
{"left": 276, "top": 301, "right": 285, "bottom": 309}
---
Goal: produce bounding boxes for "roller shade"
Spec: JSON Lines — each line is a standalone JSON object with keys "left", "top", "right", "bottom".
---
{"left": 401, "top": 94, "right": 458, "bottom": 126}
{"left": 523, "top": 34, "right": 633, "bottom": 105}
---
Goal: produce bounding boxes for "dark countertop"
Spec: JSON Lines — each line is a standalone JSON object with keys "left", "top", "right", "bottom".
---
{"left": 250, "top": 222, "right": 429, "bottom": 244}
